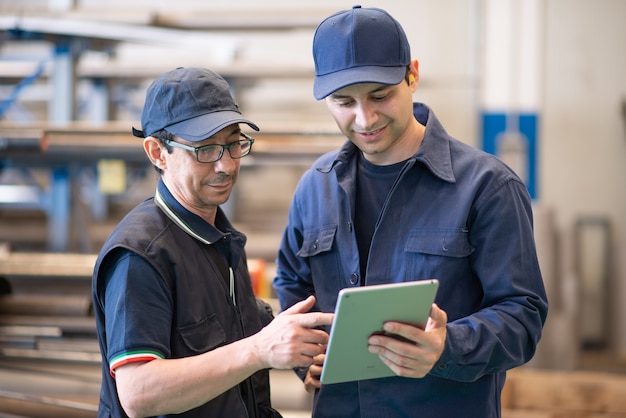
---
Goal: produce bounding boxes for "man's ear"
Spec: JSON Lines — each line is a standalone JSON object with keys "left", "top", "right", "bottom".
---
{"left": 143, "top": 137, "right": 167, "bottom": 171}
{"left": 409, "top": 58, "right": 420, "bottom": 88}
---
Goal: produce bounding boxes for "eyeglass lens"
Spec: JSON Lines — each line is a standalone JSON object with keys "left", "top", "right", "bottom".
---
{"left": 197, "top": 140, "right": 252, "bottom": 163}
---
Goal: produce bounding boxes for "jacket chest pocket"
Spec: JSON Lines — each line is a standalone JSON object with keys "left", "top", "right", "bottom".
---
{"left": 297, "top": 224, "right": 337, "bottom": 257}
{"left": 296, "top": 225, "right": 343, "bottom": 306}
{"left": 405, "top": 228, "right": 474, "bottom": 257}
{"left": 404, "top": 228, "right": 474, "bottom": 280}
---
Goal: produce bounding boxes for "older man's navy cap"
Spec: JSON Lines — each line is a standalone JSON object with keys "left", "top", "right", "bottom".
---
{"left": 132, "top": 67, "right": 259, "bottom": 142}
{"left": 312, "top": 5, "right": 411, "bottom": 100}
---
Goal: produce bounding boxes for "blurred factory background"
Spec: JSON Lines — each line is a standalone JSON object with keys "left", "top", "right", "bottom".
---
{"left": 0, "top": 0, "right": 625, "bottom": 417}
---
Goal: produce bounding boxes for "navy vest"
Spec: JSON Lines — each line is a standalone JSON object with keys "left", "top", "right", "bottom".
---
{"left": 92, "top": 198, "right": 274, "bottom": 417}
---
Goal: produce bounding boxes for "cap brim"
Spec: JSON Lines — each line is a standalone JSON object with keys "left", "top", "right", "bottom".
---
{"left": 313, "top": 66, "right": 407, "bottom": 100}
{"left": 165, "top": 110, "right": 260, "bottom": 142}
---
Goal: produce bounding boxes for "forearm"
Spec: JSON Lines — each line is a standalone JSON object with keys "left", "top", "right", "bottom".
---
{"left": 116, "top": 338, "right": 263, "bottom": 417}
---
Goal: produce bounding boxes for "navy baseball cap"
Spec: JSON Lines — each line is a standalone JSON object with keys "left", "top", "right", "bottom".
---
{"left": 312, "top": 5, "right": 411, "bottom": 100}
{"left": 132, "top": 67, "right": 259, "bottom": 142}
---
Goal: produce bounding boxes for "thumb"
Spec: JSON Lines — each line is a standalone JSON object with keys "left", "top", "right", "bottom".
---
{"left": 428, "top": 303, "right": 448, "bottom": 329}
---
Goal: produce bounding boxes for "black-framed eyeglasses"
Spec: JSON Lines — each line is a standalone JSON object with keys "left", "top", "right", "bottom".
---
{"left": 164, "top": 132, "right": 254, "bottom": 163}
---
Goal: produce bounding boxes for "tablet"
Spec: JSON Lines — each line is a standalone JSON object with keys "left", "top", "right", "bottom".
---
{"left": 320, "top": 279, "right": 439, "bottom": 385}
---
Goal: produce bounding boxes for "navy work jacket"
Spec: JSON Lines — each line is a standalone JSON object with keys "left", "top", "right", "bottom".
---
{"left": 274, "top": 103, "right": 548, "bottom": 418}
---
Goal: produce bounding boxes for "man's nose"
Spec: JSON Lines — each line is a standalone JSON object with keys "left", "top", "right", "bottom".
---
{"left": 214, "top": 149, "right": 237, "bottom": 172}
{"left": 353, "top": 103, "right": 378, "bottom": 129}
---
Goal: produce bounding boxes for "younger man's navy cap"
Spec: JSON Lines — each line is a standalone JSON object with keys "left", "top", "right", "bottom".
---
{"left": 132, "top": 67, "right": 259, "bottom": 142}
{"left": 312, "top": 5, "right": 411, "bottom": 100}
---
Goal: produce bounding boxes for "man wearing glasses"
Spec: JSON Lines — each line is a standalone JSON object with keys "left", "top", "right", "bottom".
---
{"left": 92, "top": 67, "right": 333, "bottom": 418}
